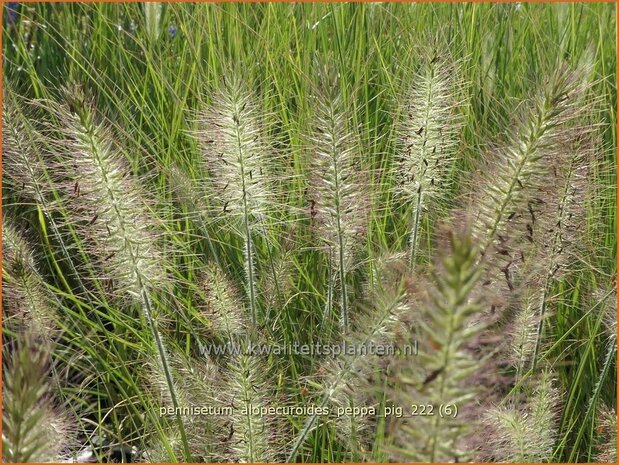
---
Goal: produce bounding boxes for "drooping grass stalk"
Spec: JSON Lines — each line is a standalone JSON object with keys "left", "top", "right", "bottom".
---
{"left": 194, "top": 78, "right": 277, "bottom": 328}
{"left": 308, "top": 84, "right": 369, "bottom": 334}
{"left": 393, "top": 229, "right": 484, "bottom": 462}
{"left": 42, "top": 93, "right": 192, "bottom": 461}
{"left": 395, "top": 54, "right": 463, "bottom": 269}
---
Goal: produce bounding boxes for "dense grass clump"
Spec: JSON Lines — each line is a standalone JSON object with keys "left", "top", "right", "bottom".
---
{"left": 2, "top": 2, "right": 616, "bottom": 463}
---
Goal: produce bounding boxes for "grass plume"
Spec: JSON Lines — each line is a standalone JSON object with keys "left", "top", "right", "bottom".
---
{"left": 307, "top": 76, "right": 370, "bottom": 334}
{"left": 2, "top": 218, "right": 58, "bottom": 338}
{"left": 193, "top": 78, "right": 278, "bottom": 328}
{"left": 39, "top": 90, "right": 192, "bottom": 461}
{"left": 480, "top": 371, "right": 560, "bottom": 462}
{"left": 395, "top": 53, "right": 464, "bottom": 269}
{"left": 2, "top": 336, "right": 76, "bottom": 462}
{"left": 391, "top": 227, "right": 485, "bottom": 462}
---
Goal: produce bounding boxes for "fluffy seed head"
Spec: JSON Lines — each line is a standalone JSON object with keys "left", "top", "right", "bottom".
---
{"left": 224, "top": 352, "right": 281, "bottom": 462}
{"left": 2, "top": 336, "right": 77, "bottom": 462}
{"left": 194, "top": 78, "right": 277, "bottom": 233}
{"left": 390, "top": 228, "right": 486, "bottom": 462}
{"left": 198, "top": 264, "right": 249, "bottom": 338}
{"left": 2, "top": 218, "right": 58, "bottom": 338}
{"left": 2, "top": 87, "right": 51, "bottom": 206}
{"left": 42, "top": 91, "right": 167, "bottom": 302}
{"left": 307, "top": 83, "right": 370, "bottom": 272}
{"left": 480, "top": 371, "right": 560, "bottom": 462}
{"left": 469, "top": 64, "right": 591, "bottom": 257}
{"left": 394, "top": 53, "right": 464, "bottom": 211}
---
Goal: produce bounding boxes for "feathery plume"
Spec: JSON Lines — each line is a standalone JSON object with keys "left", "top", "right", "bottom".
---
{"left": 224, "top": 352, "right": 280, "bottom": 463}
{"left": 470, "top": 65, "right": 590, "bottom": 257}
{"left": 198, "top": 263, "right": 249, "bottom": 339}
{"left": 2, "top": 85, "right": 99, "bottom": 300}
{"left": 479, "top": 372, "right": 560, "bottom": 462}
{"left": 528, "top": 129, "right": 594, "bottom": 369}
{"left": 45, "top": 93, "right": 167, "bottom": 300}
{"left": 2, "top": 88, "right": 50, "bottom": 206}
{"left": 395, "top": 53, "right": 464, "bottom": 269}
{"left": 40, "top": 90, "right": 192, "bottom": 461}
{"left": 2, "top": 218, "right": 58, "bottom": 338}
{"left": 2, "top": 336, "right": 76, "bottom": 462}
{"left": 307, "top": 75, "right": 370, "bottom": 334}
{"left": 463, "top": 64, "right": 591, "bottom": 327}
{"left": 194, "top": 78, "right": 278, "bottom": 327}
{"left": 391, "top": 228, "right": 485, "bottom": 462}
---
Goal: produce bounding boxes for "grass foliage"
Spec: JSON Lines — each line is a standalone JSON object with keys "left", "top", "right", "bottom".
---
{"left": 2, "top": 2, "right": 616, "bottom": 463}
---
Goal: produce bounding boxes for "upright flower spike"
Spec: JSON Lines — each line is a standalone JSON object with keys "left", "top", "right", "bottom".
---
{"left": 144, "top": 351, "right": 225, "bottom": 462}
{"left": 225, "top": 352, "right": 280, "bottom": 463}
{"left": 463, "top": 64, "right": 591, "bottom": 323}
{"left": 194, "top": 78, "right": 277, "bottom": 328}
{"left": 479, "top": 372, "right": 560, "bottom": 462}
{"left": 2, "top": 336, "right": 76, "bottom": 462}
{"left": 307, "top": 79, "right": 369, "bottom": 334}
{"left": 40, "top": 91, "right": 192, "bottom": 461}
{"left": 2, "top": 218, "right": 58, "bottom": 338}
{"left": 391, "top": 228, "right": 485, "bottom": 462}
{"left": 508, "top": 130, "right": 593, "bottom": 375}
{"left": 144, "top": 2, "right": 162, "bottom": 42}
{"left": 395, "top": 53, "right": 464, "bottom": 269}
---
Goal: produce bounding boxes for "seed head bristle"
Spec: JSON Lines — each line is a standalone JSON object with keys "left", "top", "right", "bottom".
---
{"left": 194, "top": 79, "right": 277, "bottom": 231}
{"left": 199, "top": 263, "right": 249, "bottom": 339}
{"left": 39, "top": 88, "right": 193, "bottom": 460}
{"left": 391, "top": 228, "right": 486, "bottom": 462}
{"left": 306, "top": 75, "right": 371, "bottom": 334}
{"left": 469, "top": 64, "right": 591, "bottom": 257}
{"left": 41, "top": 92, "right": 168, "bottom": 301}
{"left": 2, "top": 336, "right": 77, "bottom": 462}
{"left": 479, "top": 371, "right": 560, "bottom": 462}
{"left": 395, "top": 53, "right": 465, "bottom": 267}
{"left": 461, "top": 64, "right": 592, "bottom": 326}
{"left": 224, "top": 352, "right": 280, "bottom": 463}
{"left": 2, "top": 218, "right": 58, "bottom": 339}
{"left": 1, "top": 87, "right": 51, "bottom": 206}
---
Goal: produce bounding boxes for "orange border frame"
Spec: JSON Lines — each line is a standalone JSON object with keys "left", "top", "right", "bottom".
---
{"left": 0, "top": 1, "right": 617, "bottom": 464}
